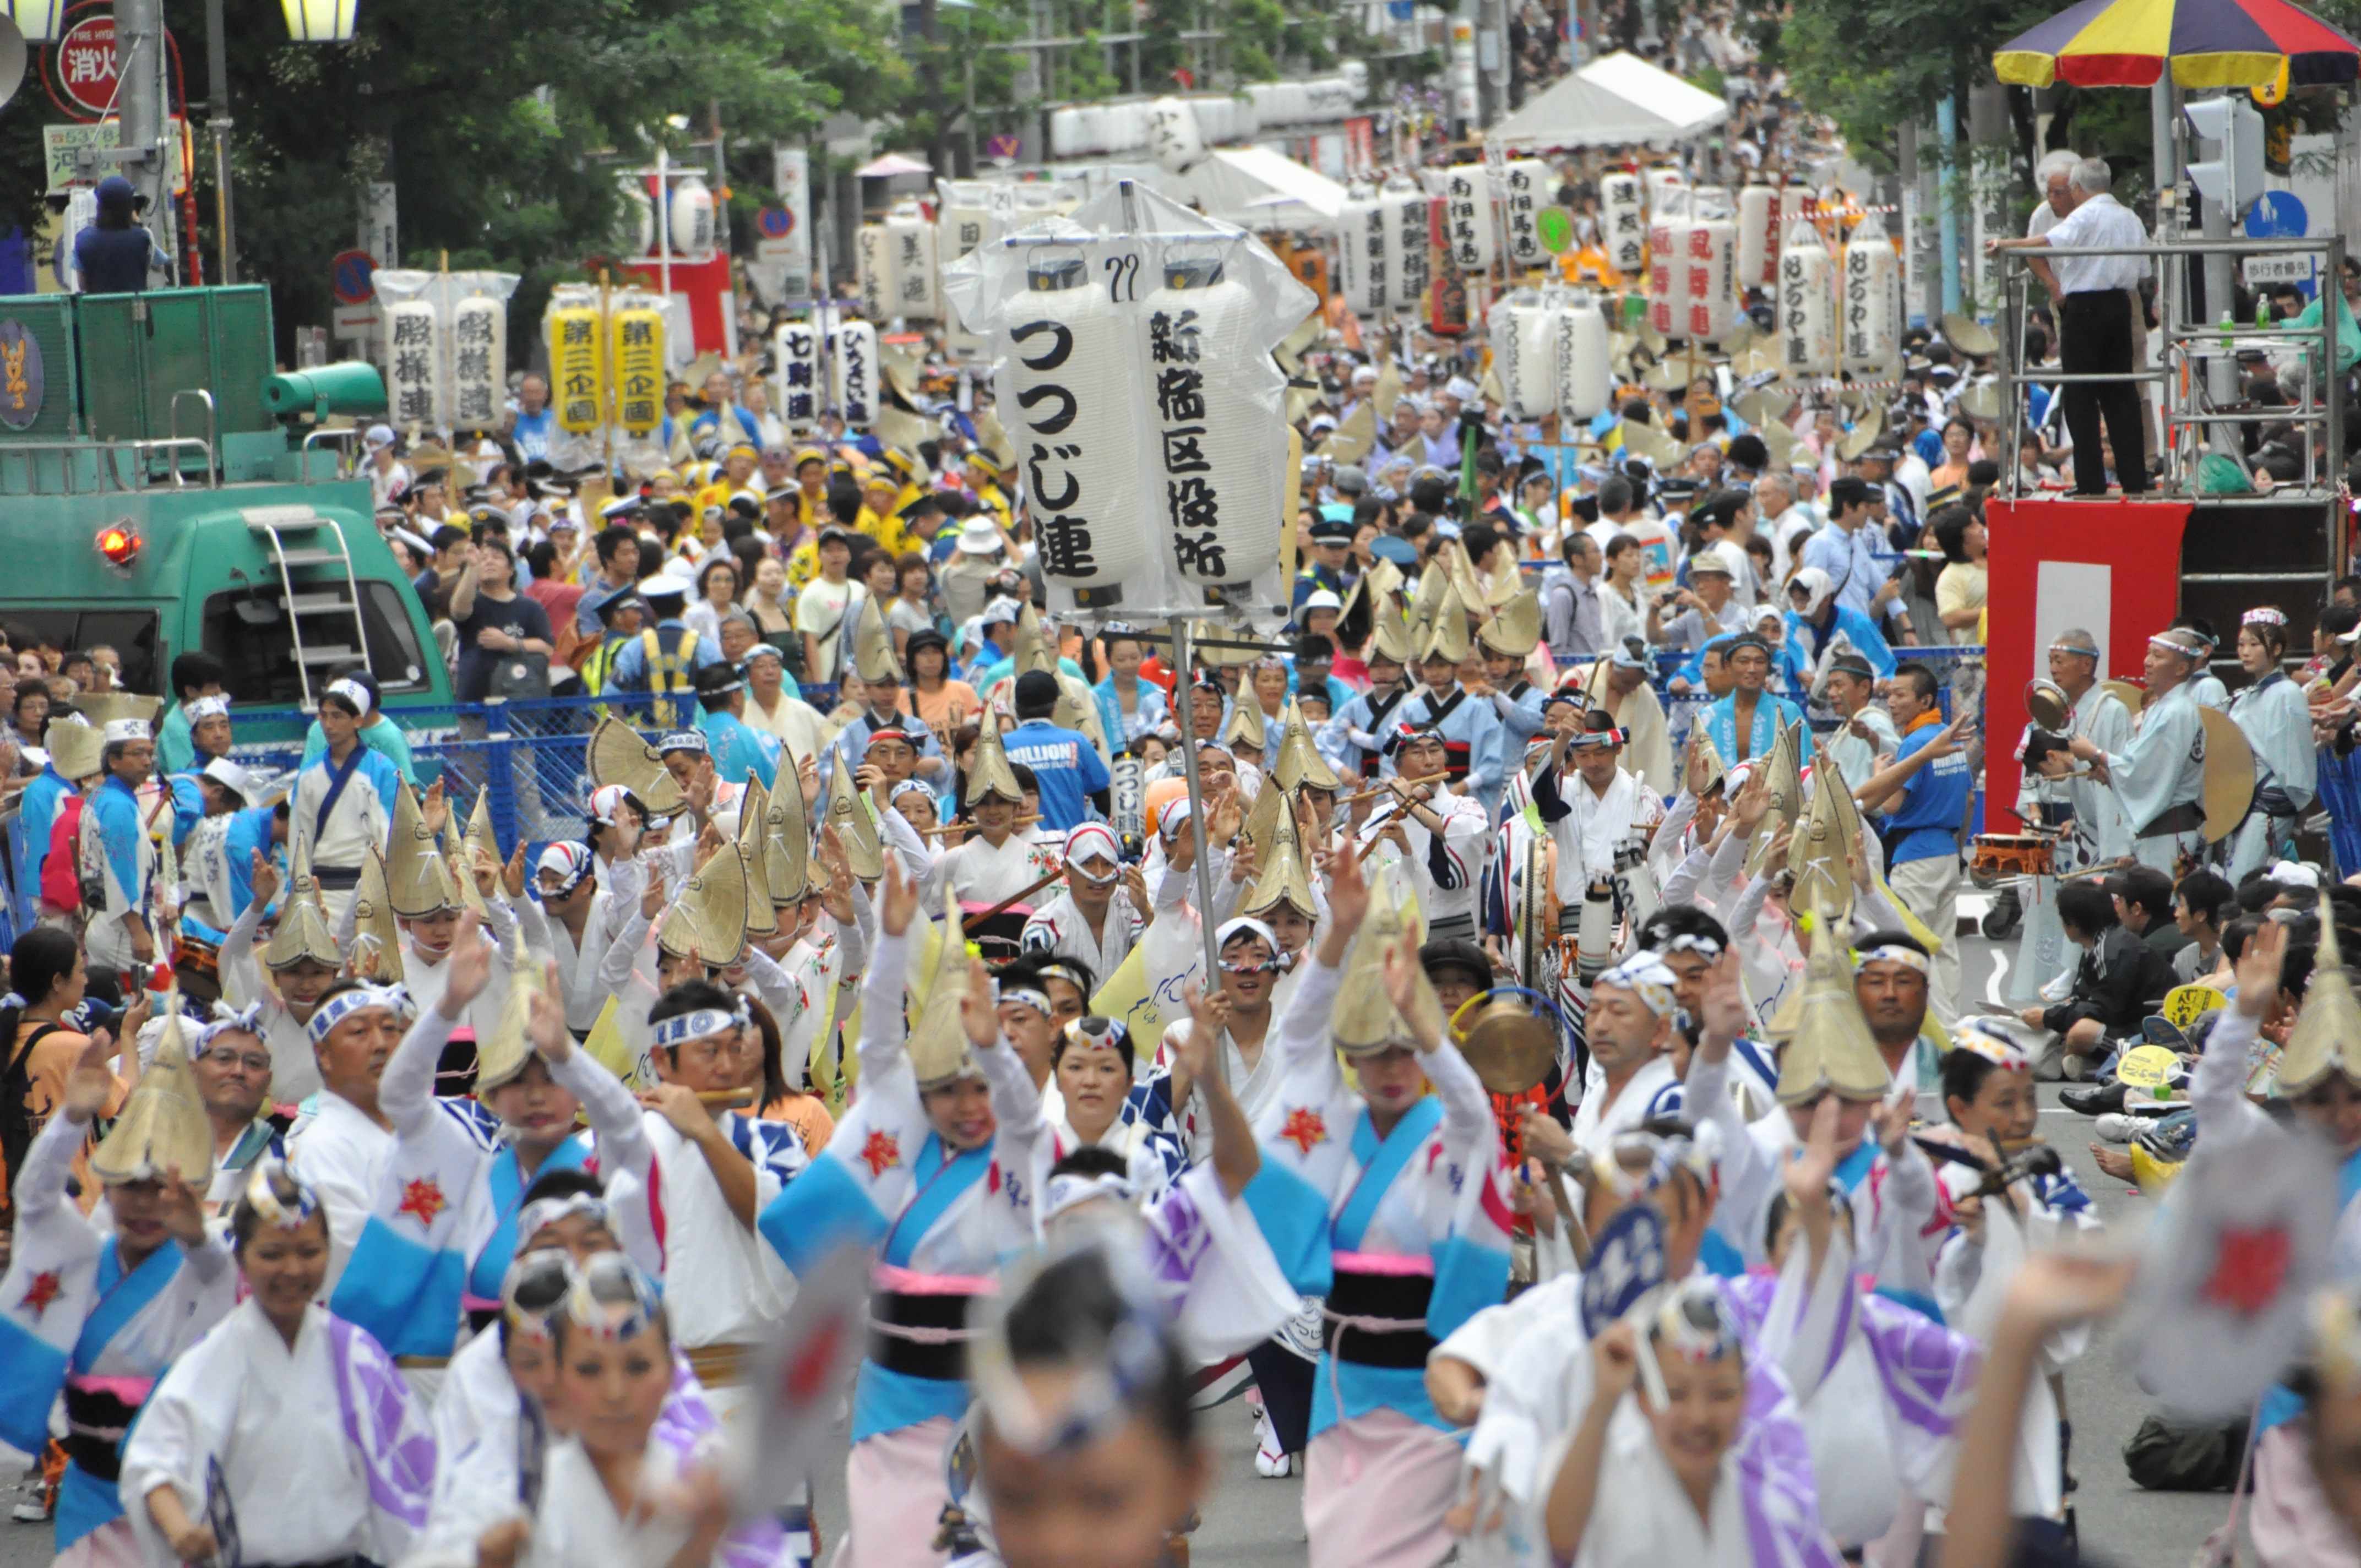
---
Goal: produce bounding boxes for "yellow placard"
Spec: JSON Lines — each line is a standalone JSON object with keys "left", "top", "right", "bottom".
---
{"left": 548, "top": 305, "right": 606, "bottom": 434}
{"left": 2160, "top": 983, "right": 2227, "bottom": 1031}
{"left": 2115, "top": 1044, "right": 2180, "bottom": 1090}
{"left": 610, "top": 307, "right": 667, "bottom": 435}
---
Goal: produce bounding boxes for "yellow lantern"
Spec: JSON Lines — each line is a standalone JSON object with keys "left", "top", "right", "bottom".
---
{"left": 281, "top": 0, "right": 357, "bottom": 41}
{"left": 546, "top": 303, "right": 607, "bottom": 434}
{"left": 609, "top": 306, "right": 666, "bottom": 437}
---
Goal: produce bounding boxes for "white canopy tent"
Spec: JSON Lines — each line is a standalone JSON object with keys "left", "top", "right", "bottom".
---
{"left": 1485, "top": 51, "right": 1729, "bottom": 153}
{"left": 1173, "top": 145, "right": 1351, "bottom": 229}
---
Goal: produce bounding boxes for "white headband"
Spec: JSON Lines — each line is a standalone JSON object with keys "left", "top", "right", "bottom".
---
{"left": 649, "top": 999, "right": 750, "bottom": 1050}
{"left": 307, "top": 986, "right": 401, "bottom": 1047}
{"left": 1596, "top": 954, "right": 1678, "bottom": 1016}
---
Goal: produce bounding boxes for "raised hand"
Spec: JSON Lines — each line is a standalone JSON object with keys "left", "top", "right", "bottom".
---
{"left": 1694, "top": 949, "right": 1750, "bottom": 1054}
{"left": 248, "top": 849, "right": 281, "bottom": 911}
{"left": 61, "top": 1033, "right": 115, "bottom": 1124}
{"left": 526, "top": 961, "right": 572, "bottom": 1063}
{"left": 502, "top": 840, "right": 529, "bottom": 900}
{"left": 1380, "top": 927, "right": 1440, "bottom": 1052}
{"left": 959, "top": 957, "right": 999, "bottom": 1049}
{"left": 1783, "top": 1094, "right": 1840, "bottom": 1208}
{"left": 879, "top": 856, "right": 918, "bottom": 937}
{"left": 1325, "top": 836, "right": 1369, "bottom": 937}
{"left": 2234, "top": 918, "right": 2287, "bottom": 1020}
{"left": 438, "top": 910, "right": 492, "bottom": 1017}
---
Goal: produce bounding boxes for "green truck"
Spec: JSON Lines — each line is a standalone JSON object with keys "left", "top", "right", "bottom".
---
{"left": 0, "top": 285, "right": 453, "bottom": 736}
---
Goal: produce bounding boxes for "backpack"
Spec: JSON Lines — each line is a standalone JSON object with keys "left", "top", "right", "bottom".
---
{"left": 2123, "top": 1413, "right": 2246, "bottom": 1491}
{"left": 1, "top": 1020, "right": 65, "bottom": 1203}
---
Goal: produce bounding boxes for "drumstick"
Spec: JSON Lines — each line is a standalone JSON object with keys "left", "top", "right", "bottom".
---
{"left": 1341, "top": 772, "right": 1449, "bottom": 805}
{"left": 1546, "top": 1168, "right": 1591, "bottom": 1266}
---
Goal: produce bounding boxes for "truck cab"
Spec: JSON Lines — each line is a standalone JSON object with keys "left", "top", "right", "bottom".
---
{"left": 0, "top": 284, "right": 451, "bottom": 736}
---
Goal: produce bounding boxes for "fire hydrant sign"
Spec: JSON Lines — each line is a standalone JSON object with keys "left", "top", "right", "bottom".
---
{"left": 942, "top": 179, "right": 1315, "bottom": 629}
{"left": 55, "top": 16, "right": 118, "bottom": 117}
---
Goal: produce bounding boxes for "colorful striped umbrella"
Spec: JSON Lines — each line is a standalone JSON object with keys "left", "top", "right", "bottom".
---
{"left": 1993, "top": 0, "right": 2361, "bottom": 89}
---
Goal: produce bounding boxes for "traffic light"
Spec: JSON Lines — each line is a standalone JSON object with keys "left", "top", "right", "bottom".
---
{"left": 2186, "top": 95, "right": 2267, "bottom": 219}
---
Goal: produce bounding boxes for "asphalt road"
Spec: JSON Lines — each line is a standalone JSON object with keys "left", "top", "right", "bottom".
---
{"left": 0, "top": 921, "right": 2232, "bottom": 1568}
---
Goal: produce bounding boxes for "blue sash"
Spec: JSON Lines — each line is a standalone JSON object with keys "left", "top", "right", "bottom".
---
{"left": 1832, "top": 1139, "right": 1879, "bottom": 1195}
{"left": 1334, "top": 1097, "right": 1444, "bottom": 1253}
{"left": 882, "top": 1135, "right": 992, "bottom": 1269}
{"left": 469, "top": 1136, "right": 593, "bottom": 1303}
{"left": 73, "top": 1238, "right": 182, "bottom": 1375}
{"left": 312, "top": 743, "right": 367, "bottom": 842}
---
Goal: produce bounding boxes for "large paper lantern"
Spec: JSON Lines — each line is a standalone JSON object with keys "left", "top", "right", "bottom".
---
{"left": 834, "top": 318, "right": 880, "bottom": 426}
{"left": 1738, "top": 184, "right": 1782, "bottom": 291}
{"left": 1146, "top": 260, "right": 1287, "bottom": 591}
{"left": 384, "top": 301, "right": 442, "bottom": 429}
{"left": 771, "top": 319, "right": 824, "bottom": 428}
{"left": 1841, "top": 232, "right": 1902, "bottom": 378}
{"left": 667, "top": 176, "right": 716, "bottom": 262}
{"left": 1383, "top": 185, "right": 1432, "bottom": 310}
{"left": 1146, "top": 96, "right": 1209, "bottom": 174}
{"left": 885, "top": 206, "right": 940, "bottom": 320}
{"left": 1443, "top": 165, "right": 1492, "bottom": 273}
{"left": 1497, "top": 160, "right": 1553, "bottom": 270}
{"left": 1681, "top": 212, "right": 1739, "bottom": 342}
{"left": 1778, "top": 222, "right": 1837, "bottom": 378}
{"left": 1557, "top": 293, "right": 1611, "bottom": 420}
{"left": 1600, "top": 173, "right": 1646, "bottom": 278}
{"left": 1339, "top": 194, "right": 1391, "bottom": 316}
{"left": 448, "top": 296, "right": 504, "bottom": 431}
{"left": 1009, "top": 257, "right": 1154, "bottom": 606}
{"left": 1489, "top": 297, "right": 1558, "bottom": 422}
{"left": 857, "top": 226, "right": 892, "bottom": 320}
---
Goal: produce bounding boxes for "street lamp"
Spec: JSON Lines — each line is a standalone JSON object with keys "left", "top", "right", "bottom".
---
{"left": 7, "top": 0, "right": 64, "bottom": 45}
{"left": 281, "top": 0, "right": 355, "bottom": 42}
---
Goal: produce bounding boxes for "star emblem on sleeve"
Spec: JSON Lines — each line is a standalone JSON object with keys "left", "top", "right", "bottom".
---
{"left": 18, "top": 1269, "right": 62, "bottom": 1322}
{"left": 860, "top": 1129, "right": 902, "bottom": 1178}
{"left": 395, "top": 1178, "right": 448, "bottom": 1229}
{"left": 2201, "top": 1226, "right": 2291, "bottom": 1317}
{"left": 1280, "top": 1107, "right": 1328, "bottom": 1156}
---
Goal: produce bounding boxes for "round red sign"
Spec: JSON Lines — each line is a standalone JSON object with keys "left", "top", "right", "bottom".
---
{"left": 55, "top": 15, "right": 119, "bottom": 118}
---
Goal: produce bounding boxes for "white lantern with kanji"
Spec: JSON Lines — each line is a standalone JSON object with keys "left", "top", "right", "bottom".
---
{"left": 1600, "top": 173, "right": 1646, "bottom": 278}
{"left": 833, "top": 318, "right": 880, "bottom": 427}
{"left": 770, "top": 319, "right": 825, "bottom": 429}
{"left": 1382, "top": 183, "right": 1431, "bottom": 312}
{"left": 667, "top": 175, "right": 716, "bottom": 262}
{"left": 1488, "top": 295, "right": 1558, "bottom": 422}
{"left": 1443, "top": 164, "right": 1493, "bottom": 273}
{"left": 857, "top": 226, "right": 892, "bottom": 320}
{"left": 448, "top": 296, "right": 504, "bottom": 432}
{"left": 1339, "top": 193, "right": 1391, "bottom": 316}
{"left": 384, "top": 301, "right": 444, "bottom": 430}
{"left": 1147, "top": 261, "right": 1287, "bottom": 590}
{"left": 1557, "top": 293, "right": 1611, "bottom": 420}
{"left": 1841, "top": 231, "right": 1902, "bottom": 378}
{"left": 885, "top": 204, "right": 940, "bottom": 321}
{"left": 1778, "top": 221, "right": 1837, "bottom": 379}
{"left": 1680, "top": 213, "right": 1739, "bottom": 343}
{"left": 1496, "top": 159, "right": 1553, "bottom": 270}
{"left": 1738, "top": 184, "right": 1782, "bottom": 290}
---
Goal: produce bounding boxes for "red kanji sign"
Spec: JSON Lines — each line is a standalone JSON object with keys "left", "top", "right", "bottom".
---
{"left": 55, "top": 17, "right": 118, "bottom": 118}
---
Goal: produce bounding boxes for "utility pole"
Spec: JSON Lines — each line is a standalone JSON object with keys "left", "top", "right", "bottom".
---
{"left": 112, "top": 0, "right": 173, "bottom": 275}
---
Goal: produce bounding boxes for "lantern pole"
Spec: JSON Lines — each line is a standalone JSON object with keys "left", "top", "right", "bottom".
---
{"left": 600, "top": 266, "right": 614, "bottom": 477}
{"left": 1168, "top": 614, "right": 1228, "bottom": 1088}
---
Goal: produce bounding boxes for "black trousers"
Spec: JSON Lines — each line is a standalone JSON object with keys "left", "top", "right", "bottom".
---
{"left": 2058, "top": 290, "right": 2148, "bottom": 494}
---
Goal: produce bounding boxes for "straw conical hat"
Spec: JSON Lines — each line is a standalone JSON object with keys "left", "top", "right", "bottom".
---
{"left": 350, "top": 847, "right": 405, "bottom": 984}
{"left": 907, "top": 884, "right": 981, "bottom": 1088}
{"left": 1406, "top": 560, "right": 1450, "bottom": 651}
{"left": 1014, "top": 604, "right": 1058, "bottom": 677}
{"left": 45, "top": 717, "right": 105, "bottom": 782}
{"left": 1241, "top": 774, "right": 1286, "bottom": 866}
{"left": 1222, "top": 696, "right": 1267, "bottom": 757}
{"left": 1774, "top": 897, "right": 1892, "bottom": 1104}
{"left": 1786, "top": 765, "right": 1856, "bottom": 924}
{"left": 1243, "top": 804, "right": 1318, "bottom": 923}
{"left": 74, "top": 694, "right": 165, "bottom": 729}
{"left": 2278, "top": 895, "right": 2361, "bottom": 1094}
{"left": 1321, "top": 402, "right": 1376, "bottom": 465}
{"left": 1331, "top": 890, "right": 1444, "bottom": 1055}
{"left": 1190, "top": 621, "right": 1261, "bottom": 669}
{"left": 764, "top": 752, "right": 812, "bottom": 905}
{"left": 853, "top": 595, "right": 905, "bottom": 686}
{"left": 964, "top": 720, "right": 1024, "bottom": 807}
{"left": 587, "top": 714, "right": 688, "bottom": 817}
{"left": 386, "top": 786, "right": 462, "bottom": 919}
{"left": 1744, "top": 720, "right": 1805, "bottom": 879}
{"left": 1372, "top": 360, "right": 1402, "bottom": 418}
{"left": 1275, "top": 701, "right": 1341, "bottom": 793}
{"left": 447, "top": 794, "right": 490, "bottom": 918}
{"left": 474, "top": 939, "right": 543, "bottom": 1092}
{"left": 90, "top": 1002, "right": 213, "bottom": 1186}
{"left": 825, "top": 760, "right": 886, "bottom": 881}
{"left": 658, "top": 841, "right": 750, "bottom": 968}
{"left": 1619, "top": 416, "right": 1684, "bottom": 467}
{"left": 738, "top": 774, "right": 780, "bottom": 938}
{"left": 264, "top": 843, "right": 341, "bottom": 971}
{"left": 1369, "top": 599, "right": 1415, "bottom": 667}
{"left": 1418, "top": 586, "right": 1471, "bottom": 666}
{"left": 1690, "top": 727, "right": 1728, "bottom": 800}
{"left": 1448, "top": 545, "right": 1489, "bottom": 628}
{"left": 1476, "top": 589, "right": 1543, "bottom": 658}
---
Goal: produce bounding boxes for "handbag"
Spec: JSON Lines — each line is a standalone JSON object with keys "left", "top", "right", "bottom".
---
{"left": 489, "top": 651, "right": 552, "bottom": 700}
